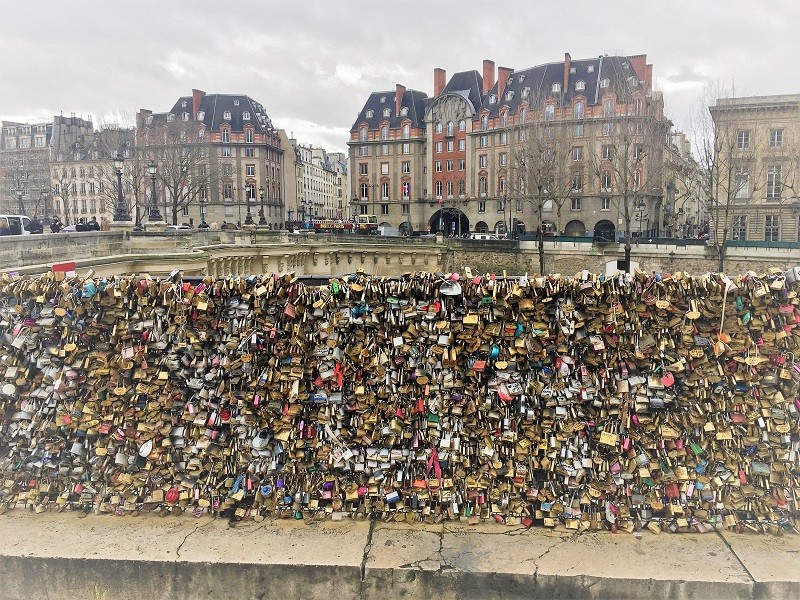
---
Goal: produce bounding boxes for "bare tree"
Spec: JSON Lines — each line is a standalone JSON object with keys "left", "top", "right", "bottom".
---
{"left": 509, "top": 100, "right": 572, "bottom": 274}
{"left": 589, "top": 79, "right": 666, "bottom": 270}
{"left": 91, "top": 125, "right": 144, "bottom": 219}
{"left": 141, "top": 118, "right": 218, "bottom": 225}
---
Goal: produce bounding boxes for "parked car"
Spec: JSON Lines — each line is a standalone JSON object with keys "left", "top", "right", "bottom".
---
{"left": 469, "top": 233, "right": 500, "bottom": 241}
{"left": 0, "top": 214, "right": 32, "bottom": 236}
{"left": 165, "top": 224, "right": 192, "bottom": 231}
{"left": 58, "top": 224, "right": 79, "bottom": 233}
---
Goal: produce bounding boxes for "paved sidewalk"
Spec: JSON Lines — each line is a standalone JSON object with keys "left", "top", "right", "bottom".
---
{"left": 0, "top": 511, "right": 798, "bottom": 599}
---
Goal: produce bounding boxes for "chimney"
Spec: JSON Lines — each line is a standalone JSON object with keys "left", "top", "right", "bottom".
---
{"left": 191, "top": 89, "right": 206, "bottom": 120}
{"left": 395, "top": 83, "right": 406, "bottom": 116}
{"left": 563, "top": 53, "right": 571, "bottom": 92}
{"left": 482, "top": 59, "right": 495, "bottom": 94}
{"left": 645, "top": 64, "right": 653, "bottom": 89}
{"left": 497, "top": 67, "right": 512, "bottom": 100}
{"left": 434, "top": 68, "right": 446, "bottom": 97}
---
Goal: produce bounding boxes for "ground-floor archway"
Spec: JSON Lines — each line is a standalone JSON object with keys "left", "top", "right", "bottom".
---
{"left": 429, "top": 209, "right": 469, "bottom": 236}
{"left": 398, "top": 221, "right": 412, "bottom": 236}
{"left": 594, "top": 219, "right": 616, "bottom": 242}
{"left": 564, "top": 219, "right": 586, "bottom": 236}
{"left": 475, "top": 221, "right": 488, "bottom": 233}
{"left": 494, "top": 221, "right": 507, "bottom": 235}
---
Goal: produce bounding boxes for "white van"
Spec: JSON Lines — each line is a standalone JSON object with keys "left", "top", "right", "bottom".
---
{"left": 469, "top": 233, "right": 499, "bottom": 241}
{"left": 0, "top": 215, "right": 32, "bottom": 236}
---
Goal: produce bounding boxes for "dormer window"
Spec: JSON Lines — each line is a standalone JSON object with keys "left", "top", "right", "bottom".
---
{"left": 507, "top": 77, "right": 513, "bottom": 84}
{"left": 600, "top": 78, "right": 610, "bottom": 89}
{"left": 489, "top": 94, "right": 496, "bottom": 104}
{"left": 145, "top": 115, "right": 153, "bottom": 125}
{"left": 588, "top": 65, "right": 595, "bottom": 73}
{"left": 380, "top": 96, "right": 386, "bottom": 103}
{"left": 383, "top": 108, "right": 391, "bottom": 117}
{"left": 234, "top": 99, "right": 240, "bottom": 106}
{"left": 167, "top": 114, "right": 175, "bottom": 122}
{"left": 506, "top": 91, "right": 514, "bottom": 101}
{"left": 522, "top": 87, "right": 530, "bottom": 98}
{"left": 366, "top": 109, "right": 373, "bottom": 118}
{"left": 182, "top": 112, "right": 190, "bottom": 121}
{"left": 197, "top": 111, "right": 205, "bottom": 120}
{"left": 575, "top": 80, "right": 585, "bottom": 91}
{"left": 223, "top": 111, "right": 231, "bottom": 120}
{"left": 518, "top": 74, "right": 525, "bottom": 82}
{"left": 243, "top": 111, "right": 250, "bottom": 120}
{"left": 181, "top": 101, "right": 187, "bottom": 108}
{"left": 628, "top": 76, "right": 638, "bottom": 86}
{"left": 569, "top": 67, "right": 576, "bottom": 74}
{"left": 551, "top": 83, "right": 561, "bottom": 93}
{"left": 400, "top": 107, "right": 408, "bottom": 116}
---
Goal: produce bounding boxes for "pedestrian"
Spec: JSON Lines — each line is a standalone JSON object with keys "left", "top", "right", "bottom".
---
{"left": 221, "top": 221, "right": 229, "bottom": 230}
{"left": 100, "top": 217, "right": 110, "bottom": 231}
{"left": 87, "top": 216, "right": 101, "bottom": 231}
{"left": 25, "top": 216, "right": 44, "bottom": 234}
{"left": 50, "top": 216, "right": 62, "bottom": 233}
{"left": 75, "top": 218, "right": 88, "bottom": 232}
{"left": 0, "top": 218, "right": 10, "bottom": 236}
{"left": 210, "top": 219, "right": 219, "bottom": 229}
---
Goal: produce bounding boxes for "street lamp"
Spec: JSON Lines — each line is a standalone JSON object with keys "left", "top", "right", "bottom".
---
{"left": 147, "top": 162, "right": 162, "bottom": 221}
{"left": 258, "top": 185, "right": 266, "bottom": 225}
{"left": 199, "top": 196, "right": 208, "bottom": 228}
{"left": 112, "top": 154, "right": 131, "bottom": 222}
{"left": 16, "top": 190, "right": 23, "bottom": 215}
{"left": 244, "top": 186, "right": 254, "bottom": 225}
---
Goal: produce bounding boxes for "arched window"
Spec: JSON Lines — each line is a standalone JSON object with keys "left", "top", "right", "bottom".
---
{"left": 575, "top": 80, "right": 585, "bottom": 91}
{"left": 381, "top": 126, "right": 388, "bottom": 140}
{"left": 499, "top": 177, "right": 506, "bottom": 193}
{"left": 447, "top": 121, "right": 454, "bottom": 136}
{"left": 501, "top": 112, "right": 508, "bottom": 127}
{"left": 552, "top": 83, "right": 561, "bottom": 94}
{"left": 545, "top": 104, "right": 555, "bottom": 121}
{"left": 402, "top": 124, "right": 409, "bottom": 139}
{"left": 223, "top": 111, "right": 231, "bottom": 120}
{"left": 520, "top": 108, "right": 527, "bottom": 122}
{"left": 574, "top": 101, "right": 584, "bottom": 120}
{"left": 481, "top": 115, "right": 488, "bottom": 131}
{"left": 458, "top": 120, "right": 466, "bottom": 131}
{"left": 359, "top": 126, "right": 367, "bottom": 141}
{"left": 435, "top": 122, "right": 443, "bottom": 134}
{"left": 604, "top": 99, "right": 614, "bottom": 117}
{"left": 600, "top": 78, "right": 610, "bottom": 89}
{"left": 479, "top": 177, "right": 487, "bottom": 194}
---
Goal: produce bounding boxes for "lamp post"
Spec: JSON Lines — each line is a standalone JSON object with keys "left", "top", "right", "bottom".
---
{"left": 112, "top": 154, "right": 130, "bottom": 222}
{"left": 16, "top": 190, "right": 23, "bottom": 215}
{"left": 199, "top": 196, "right": 207, "bottom": 228}
{"left": 244, "top": 186, "right": 254, "bottom": 225}
{"left": 147, "top": 162, "right": 162, "bottom": 221}
{"left": 258, "top": 185, "right": 266, "bottom": 225}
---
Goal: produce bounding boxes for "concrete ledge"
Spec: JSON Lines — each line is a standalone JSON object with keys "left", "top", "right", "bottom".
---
{"left": 0, "top": 512, "right": 797, "bottom": 599}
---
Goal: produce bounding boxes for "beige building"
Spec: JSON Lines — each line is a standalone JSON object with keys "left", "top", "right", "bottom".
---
{"left": 0, "top": 120, "right": 53, "bottom": 217}
{"left": 710, "top": 94, "right": 800, "bottom": 242}
{"left": 663, "top": 131, "right": 707, "bottom": 237}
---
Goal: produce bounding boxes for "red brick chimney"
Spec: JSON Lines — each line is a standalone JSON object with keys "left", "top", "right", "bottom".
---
{"left": 497, "top": 67, "right": 512, "bottom": 100}
{"left": 482, "top": 60, "right": 495, "bottom": 94}
{"left": 395, "top": 84, "right": 406, "bottom": 116}
{"left": 627, "top": 55, "right": 647, "bottom": 84}
{"left": 563, "top": 53, "right": 571, "bottom": 92}
{"left": 645, "top": 64, "right": 653, "bottom": 89}
{"left": 191, "top": 89, "right": 206, "bottom": 120}
{"left": 434, "top": 68, "right": 446, "bottom": 97}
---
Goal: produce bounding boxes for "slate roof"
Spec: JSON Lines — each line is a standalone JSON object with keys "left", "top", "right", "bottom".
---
{"left": 478, "top": 55, "right": 647, "bottom": 118}
{"left": 440, "top": 70, "right": 485, "bottom": 114}
{"left": 152, "top": 94, "right": 275, "bottom": 133}
{"left": 350, "top": 88, "right": 429, "bottom": 133}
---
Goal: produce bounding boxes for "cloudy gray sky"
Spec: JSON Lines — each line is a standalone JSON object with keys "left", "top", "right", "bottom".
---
{"left": 1, "top": 0, "right": 797, "bottom": 153}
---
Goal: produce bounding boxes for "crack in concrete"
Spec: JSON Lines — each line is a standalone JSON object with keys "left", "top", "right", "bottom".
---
{"left": 175, "top": 520, "right": 215, "bottom": 560}
{"left": 713, "top": 527, "right": 756, "bottom": 584}
{"left": 175, "top": 526, "right": 199, "bottom": 560}
{"left": 358, "top": 517, "right": 377, "bottom": 600}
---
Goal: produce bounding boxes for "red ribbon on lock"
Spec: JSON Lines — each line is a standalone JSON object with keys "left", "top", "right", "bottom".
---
{"left": 427, "top": 448, "right": 442, "bottom": 492}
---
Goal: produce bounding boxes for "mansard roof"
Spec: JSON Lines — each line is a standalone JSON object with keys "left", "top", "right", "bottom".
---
{"left": 151, "top": 94, "right": 275, "bottom": 133}
{"left": 350, "top": 88, "right": 429, "bottom": 133}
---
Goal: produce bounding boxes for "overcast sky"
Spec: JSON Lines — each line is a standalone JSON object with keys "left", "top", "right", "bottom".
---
{"left": 1, "top": 0, "right": 797, "bottom": 153}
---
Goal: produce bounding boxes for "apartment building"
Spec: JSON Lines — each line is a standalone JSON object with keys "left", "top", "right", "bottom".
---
{"left": 137, "top": 89, "right": 285, "bottom": 228}
{"left": 709, "top": 94, "right": 800, "bottom": 242}
{"left": 349, "top": 54, "right": 667, "bottom": 239}
{"left": 0, "top": 120, "right": 53, "bottom": 217}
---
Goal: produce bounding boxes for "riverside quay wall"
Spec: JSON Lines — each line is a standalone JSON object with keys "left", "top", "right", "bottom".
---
{"left": 0, "top": 269, "right": 798, "bottom": 539}
{"left": 2, "top": 230, "right": 800, "bottom": 278}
